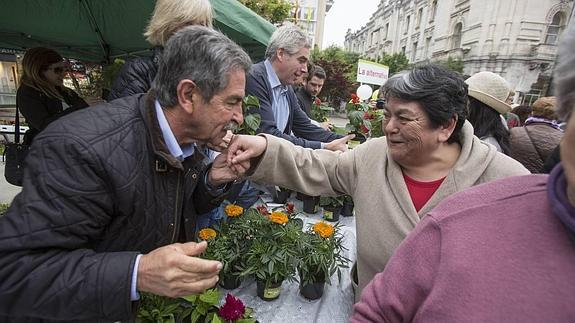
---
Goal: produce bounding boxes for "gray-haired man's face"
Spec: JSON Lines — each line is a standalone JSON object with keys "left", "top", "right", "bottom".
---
{"left": 277, "top": 47, "right": 309, "bottom": 86}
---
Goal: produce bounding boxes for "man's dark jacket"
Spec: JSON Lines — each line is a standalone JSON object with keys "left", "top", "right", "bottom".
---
{"left": 294, "top": 86, "right": 313, "bottom": 118}
{"left": 107, "top": 48, "right": 162, "bottom": 101}
{"left": 0, "top": 93, "right": 225, "bottom": 322}
{"left": 246, "top": 61, "right": 341, "bottom": 149}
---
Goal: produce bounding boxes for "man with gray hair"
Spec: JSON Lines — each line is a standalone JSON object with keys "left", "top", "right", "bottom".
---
{"left": 0, "top": 26, "right": 250, "bottom": 322}
{"left": 246, "top": 24, "right": 350, "bottom": 151}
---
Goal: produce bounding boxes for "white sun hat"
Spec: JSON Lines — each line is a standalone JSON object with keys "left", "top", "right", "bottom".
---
{"left": 465, "top": 71, "right": 512, "bottom": 114}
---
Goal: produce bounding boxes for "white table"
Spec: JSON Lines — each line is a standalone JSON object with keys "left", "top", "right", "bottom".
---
{"left": 223, "top": 195, "right": 357, "bottom": 323}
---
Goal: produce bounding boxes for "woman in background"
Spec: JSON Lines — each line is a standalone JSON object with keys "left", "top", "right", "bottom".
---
{"left": 17, "top": 47, "right": 88, "bottom": 145}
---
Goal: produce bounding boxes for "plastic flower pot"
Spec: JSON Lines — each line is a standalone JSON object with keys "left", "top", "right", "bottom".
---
{"left": 303, "top": 196, "right": 319, "bottom": 214}
{"left": 300, "top": 280, "right": 325, "bottom": 300}
{"left": 273, "top": 188, "right": 291, "bottom": 204}
{"left": 256, "top": 279, "right": 283, "bottom": 301}
{"left": 296, "top": 192, "right": 306, "bottom": 201}
{"left": 219, "top": 274, "right": 242, "bottom": 290}
{"left": 322, "top": 205, "right": 341, "bottom": 222}
{"left": 341, "top": 200, "right": 354, "bottom": 217}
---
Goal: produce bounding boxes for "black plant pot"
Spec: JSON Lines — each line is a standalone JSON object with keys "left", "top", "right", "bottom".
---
{"left": 296, "top": 192, "right": 306, "bottom": 201}
{"left": 256, "top": 280, "right": 283, "bottom": 301}
{"left": 300, "top": 280, "right": 325, "bottom": 300}
{"left": 323, "top": 206, "right": 341, "bottom": 222}
{"left": 341, "top": 200, "right": 354, "bottom": 217}
{"left": 273, "top": 188, "right": 291, "bottom": 204}
{"left": 303, "top": 196, "right": 319, "bottom": 214}
{"left": 219, "top": 275, "right": 241, "bottom": 290}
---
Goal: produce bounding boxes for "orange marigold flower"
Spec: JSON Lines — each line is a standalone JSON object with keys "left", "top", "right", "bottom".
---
{"left": 225, "top": 204, "right": 244, "bottom": 217}
{"left": 269, "top": 212, "right": 289, "bottom": 225}
{"left": 199, "top": 228, "right": 217, "bottom": 240}
{"left": 313, "top": 221, "right": 335, "bottom": 238}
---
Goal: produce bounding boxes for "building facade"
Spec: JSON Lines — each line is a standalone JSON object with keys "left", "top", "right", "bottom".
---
{"left": 345, "top": 0, "right": 573, "bottom": 104}
{"left": 286, "top": 0, "right": 334, "bottom": 49}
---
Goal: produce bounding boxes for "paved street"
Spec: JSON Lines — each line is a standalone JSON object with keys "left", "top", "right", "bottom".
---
{"left": 0, "top": 163, "right": 21, "bottom": 204}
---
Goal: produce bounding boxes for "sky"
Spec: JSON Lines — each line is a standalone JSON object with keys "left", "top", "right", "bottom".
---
{"left": 322, "top": 0, "right": 380, "bottom": 48}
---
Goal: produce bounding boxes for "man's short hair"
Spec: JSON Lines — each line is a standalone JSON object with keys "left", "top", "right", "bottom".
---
{"left": 265, "top": 25, "right": 311, "bottom": 61}
{"left": 382, "top": 64, "right": 468, "bottom": 144}
{"left": 152, "top": 26, "right": 252, "bottom": 107}
{"left": 307, "top": 65, "right": 326, "bottom": 81}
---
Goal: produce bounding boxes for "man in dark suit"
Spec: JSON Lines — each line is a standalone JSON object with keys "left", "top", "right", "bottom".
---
{"left": 245, "top": 25, "right": 350, "bottom": 151}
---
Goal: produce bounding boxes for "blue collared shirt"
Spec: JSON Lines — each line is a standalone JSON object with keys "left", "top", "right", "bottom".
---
{"left": 154, "top": 100, "right": 195, "bottom": 160}
{"left": 264, "top": 59, "right": 290, "bottom": 132}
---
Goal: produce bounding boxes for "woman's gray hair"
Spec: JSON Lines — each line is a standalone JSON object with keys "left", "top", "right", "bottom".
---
{"left": 265, "top": 25, "right": 311, "bottom": 61}
{"left": 152, "top": 26, "right": 252, "bottom": 107}
{"left": 554, "top": 22, "right": 575, "bottom": 122}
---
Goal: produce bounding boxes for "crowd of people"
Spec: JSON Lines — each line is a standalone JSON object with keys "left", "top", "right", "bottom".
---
{"left": 0, "top": 0, "right": 573, "bottom": 321}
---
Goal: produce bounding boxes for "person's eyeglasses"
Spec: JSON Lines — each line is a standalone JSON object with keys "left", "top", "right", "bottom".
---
{"left": 46, "top": 67, "right": 67, "bottom": 74}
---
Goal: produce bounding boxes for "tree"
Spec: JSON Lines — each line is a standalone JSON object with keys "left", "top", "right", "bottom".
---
{"left": 239, "top": 0, "right": 291, "bottom": 24}
{"left": 439, "top": 57, "right": 464, "bottom": 74}
{"left": 311, "top": 46, "right": 360, "bottom": 110}
{"left": 378, "top": 52, "right": 411, "bottom": 75}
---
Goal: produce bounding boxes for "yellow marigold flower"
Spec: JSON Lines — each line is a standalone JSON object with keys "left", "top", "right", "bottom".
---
{"left": 225, "top": 204, "right": 244, "bottom": 217}
{"left": 313, "top": 221, "right": 335, "bottom": 238}
{"left": 269, "top": 212, "right": 289, "bottom": 225}
{"left": 198, "top": 228, "right": 217, "bottom": 240}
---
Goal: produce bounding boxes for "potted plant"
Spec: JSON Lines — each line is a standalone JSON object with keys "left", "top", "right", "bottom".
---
{"left": 235, "top": 209, "right": 300, "bottom": 301}
{"left": 138, "top": 289, "right": 257, "bottom": 323}
{"left": 297, "top": 221, "right": 350, "bottom": 300}
{"left": 320, "top": 196, "right": 344, "bottom": 222}
{"left": 272, "top": 186, "right": 291, "bottom": 204}
{"left": 302, "top": 195, "right": 320, "bottom": 214}
{"left": 199, "top": 205, "right": 246, "bottom": 289}
{"left": 341, "top": 195, "right": 354, "bottom": 217}
{"left": 236, "top": 95, "right": 261, "bottom": 135}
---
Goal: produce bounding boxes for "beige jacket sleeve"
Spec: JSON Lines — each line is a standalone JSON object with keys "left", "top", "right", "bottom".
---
{"left": 248, "top": 134, "right": 364, "bottom": 197}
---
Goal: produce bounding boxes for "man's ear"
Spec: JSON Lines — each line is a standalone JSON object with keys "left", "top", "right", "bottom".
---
{"left": 276, "top": 48, "right": 285, "bottom": 62}
{"left": 177, "top": 79, "right": 199, "bottom": 114}
{"left": 439, "top": 115, "right": 458, "bottom": 142}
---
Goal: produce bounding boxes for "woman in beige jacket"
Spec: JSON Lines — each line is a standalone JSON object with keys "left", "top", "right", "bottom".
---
{"left": 227, "top": 64, "right": 530, "bottom": 298}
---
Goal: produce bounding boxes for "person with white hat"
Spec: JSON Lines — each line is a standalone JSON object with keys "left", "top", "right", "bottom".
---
{"left": 466, "top": 71, "right": 512, "bottom": 154}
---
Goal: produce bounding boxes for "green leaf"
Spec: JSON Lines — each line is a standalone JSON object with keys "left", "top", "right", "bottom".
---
{"left": 244, "top": 113, "right": 261, "bottom": 133}
{"left": 199, "top": 289, "right": 220, "bottom": 306}
{"left": 191, "top": 309, "right": 202, "bottom": 323}
{"left": 243, "top": 95, "right": 260, "bottom": 108}
{"left": 211, "top": 314, "right": 224, "bottom": 323}
{"left": 181, "top": 295, "right": 198, "bottom": 303}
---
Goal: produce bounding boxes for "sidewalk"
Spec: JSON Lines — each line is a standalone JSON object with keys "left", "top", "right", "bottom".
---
{"left": 0, "top": 163, "right": 21, "bottom": 204}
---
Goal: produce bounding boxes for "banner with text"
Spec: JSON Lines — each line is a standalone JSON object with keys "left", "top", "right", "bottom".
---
{"left": 356, "top": 59, "right": 389, "bottom": 86}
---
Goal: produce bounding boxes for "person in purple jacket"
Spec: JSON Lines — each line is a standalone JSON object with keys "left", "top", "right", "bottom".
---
{"left": 351, "top": 22, "right": 575, "bottom": 323}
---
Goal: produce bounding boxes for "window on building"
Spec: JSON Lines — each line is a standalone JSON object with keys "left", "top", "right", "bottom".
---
{"left": 452, "top": 23, "right": 462, "bottom": 49}
{"left": 412, "top": 42, "right": 418, "bottom": 61}
{"left": 401, "top": 46, "right": 406, "bottom": 54}
{"left": 545, "top": 12, "right": 564, "bottom": 45}
{"left": 384, "top": 23, "right": 389, "bottom": 39}
{"left": 429, "top": 0, "right": 437, "bottom": 22}
{"left": 424, "top": 37, "right": 431, "bottom": 58}
{"left": 416, "top": 8, "right": 423, "bottom": 29}
{"left": 405, "top": 16, "right": 411, "bottom": 34}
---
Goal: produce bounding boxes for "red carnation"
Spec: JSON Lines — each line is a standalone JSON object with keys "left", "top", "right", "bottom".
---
{"left": 314, "top": 98, "right": 321, "bottom": 105}
{"left": 351, "top": 93, "right": 360, "bottom": 104}
{"left": 219, "top": 293, "right": 246, "bottom": 321}
{"left": 363, "top": 112, "right": 374, "bottom": 120}
{"left": 256, "top": 205, "right": 269, "bottom": 215}
{"left": 360, "top": 124, "right": 369, "bottom": 134}
{"left": 286, "top": 202, "right": 295, "bottom": 214}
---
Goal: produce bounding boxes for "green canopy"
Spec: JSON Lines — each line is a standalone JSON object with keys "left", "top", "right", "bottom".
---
{"left": 0, "top": 0, "right": 275, "bottom": 62}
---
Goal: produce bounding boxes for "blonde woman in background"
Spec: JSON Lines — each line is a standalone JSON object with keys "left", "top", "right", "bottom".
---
{"left": 108, "top": 0, "right": 213, "bottom": 100}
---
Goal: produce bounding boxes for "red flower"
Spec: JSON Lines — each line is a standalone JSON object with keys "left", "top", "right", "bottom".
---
{"left": 286, "top": 203, "right": 295, "bottom": 214}
{"left": 219, "top": 293, "right": 246, "bottom": 321}
{"left": 256, "top": 205, "right": 269, "bottom": 215}
{"left": 314, "top": 98, "right": 321, "bottom": 105}
{"left": 360, "top": 124, "right": 369, "bottom": 134}
{"left": 351, "top": 93, "right": 360, "bottom": 104}
{"left": 363, "top": 112, "right": 374, "bottom": 120}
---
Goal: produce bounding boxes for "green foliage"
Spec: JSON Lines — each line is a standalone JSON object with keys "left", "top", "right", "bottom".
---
{"left": 137, "top": 293, "right": 188, "bottom": 323}
{"left": 378, "top": 52, "right": 411, "bottom": 75}
{"left": 319, "top": 196, "right": 344, "bottom": 208}
{"left": 439, "top": 57, "right": 464, "bottom": 74}
{"left": 0, "top": 203, "right": 8, "bottom": 217}
{"left": 101, "top": 58, "right": 126, "bottom": 90}
{"left": 237, "top": 95, "right": 261, "bottom": 135}
{"left": 297, "top": 222, "right": 350, "bottom": 286}
{"left": 234, "top": 209, "right": 300, "bottom": 285}
{"left": 309, "top": 99, "right": 334, "bottom": 123}
{"left": 201, "top": 223, "right": 247, "bottom": 280}
{"left": 239, "top": 0, "right": 291, "bottom": 24}
{"left": 311, "top": 46, "right": 360, "bottom": 109}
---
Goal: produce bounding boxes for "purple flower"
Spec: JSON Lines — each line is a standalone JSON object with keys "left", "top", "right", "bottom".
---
{"left": 219, "top": 293, "right": 245, "bottom": 321}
